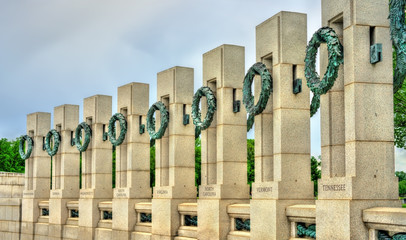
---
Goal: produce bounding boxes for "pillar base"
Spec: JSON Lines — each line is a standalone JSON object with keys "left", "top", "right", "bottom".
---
{"left": 78, "top": 226, "right": 96, "bottom": 240}
{"left": 49, "top": 198, "right": 75, "bottom": 239}
{"left": 151, "top": 198, "right": 195, "bottom": 240}
{"left": 112, "top": 198, "right": 150, "bottom": 240}
{"left": 197, "top": 199, "right": 248, "bottom": 240}
{"left": 250, "top": 199, "right": 314, "bottom": 240}
{"left": 48, "top": 223, "right": 63, "bottom": 240}
{"left": 316, "top": 199, "right": 401, "bottom": 240}
{"left": 20, "top": 221, "right": 35, "bottom": 240}
{"left": 21, "top": 198, "right": 43, "bottom": 240}
{"left": 78, "top": 198, "right": 110, "bottom": 240}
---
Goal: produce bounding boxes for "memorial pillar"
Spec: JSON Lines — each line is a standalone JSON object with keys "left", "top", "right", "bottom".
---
{"left": 112, "top": 83, "right": 151, "bottom": 239}
{"left": 78, "top": 95, "right": 113, "bottom": 240}
{"left": 320, "top": 7, "right": 346, "bottom": 182}
{"left": 316, "top": 1, "right": 400, "bottom": 239}
{"left": 250, "top": 12, "right": 314, "bottom": 240}
{"left": 49, "top": 105, "right": 80, "bottom": 240}
{"left": 197, "top": 44, "right": 250, "bottom": 240}
{"left": 151, "top": 67, "right": 196, "bottom": 240}
{"left": 21, "top": 112, "right": 51, "bottom": 240}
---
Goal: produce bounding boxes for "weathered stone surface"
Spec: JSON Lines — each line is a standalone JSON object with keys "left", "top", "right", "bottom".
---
{"left": 316, "top": 1, "right": 400, "bottom": 239}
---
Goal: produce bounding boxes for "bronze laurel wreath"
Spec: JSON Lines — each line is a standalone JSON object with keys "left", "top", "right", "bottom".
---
{"left": 305, "top": 27, "right": 343, "bottom": 117}
{"left": 147, "top": 101, "right": 169, "bottom": 140}
{"left": 108, "top": 113, "right": 128, "bottom": 147}
{"left": 45, "top": 129, "right": 60, "bottom": 157}
{"left": 75, "top": 122, "right": 92, "bottom": 152}
{"left": 19, "top": 135, "right": 33, "bottom": 160}
{"left": 192, "top": 86, "right": 217, "bottom": 131}
{"left": 243, "top": 62, "right": 273, "bottom": 131}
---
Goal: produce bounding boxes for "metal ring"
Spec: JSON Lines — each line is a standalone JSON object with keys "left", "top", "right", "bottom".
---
{"left": 75, "top": 122, "right": 92, "bottom": 152}
{"left": 45, "top": 129, "right": 60, "bottom": 157}
{"left": 305, "top": 27, "right": 343, "bottom": 116}
{"left": 147, "top": 101, "right": 169, "bottom": 140}
{"left": 191, "top": 86, "right": 217, "bottom": 131}
{"left": 108, "top": 113, "right": 127, "bottom": 147}
{"left": 243, "top": 62, "right": 273, "bottom": 131}
{"left": 19, "top": 135, "right": 33, "bottom": 160}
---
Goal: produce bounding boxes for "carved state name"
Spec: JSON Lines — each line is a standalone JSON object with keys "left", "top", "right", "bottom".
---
{"left": 156, "top": 190, "right": 168, "bottom": 194}
{"left": 80, "top": 191, "right": 93, "bottom": 195}
{"left": 116, "top": 189, "right": 127, "bottom": 197}
{"left": 322, "top": 184, "right": 346, "bottom": 191}
{"left": 202, "top": 192, "right": 216, "bottom": 196}
{"left": 201, "top": 186, "right": 216, "bottom": 196}
{"left": 256, "top": 187, "right": 272, "bottom": 193}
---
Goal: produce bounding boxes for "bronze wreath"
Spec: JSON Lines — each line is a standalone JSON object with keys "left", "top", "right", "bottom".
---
{"left": 108, "top": 113, "right": 127, "bottom": 147}
{"left": 45, "top": 129, "right": 60, "bottom": 157}
{"left": 191, "top": 86, "right": 217, "bottom": 130}
{"left": 147, "top": 101, "right": 169, "bottom": 140}
{"left": 75, "top": 122, "right": 92, "bottom": 152}
{"left": 305, "top": 27, "right": 343, "bottom": 116}
{"left": 243, "top": 62, "right": 273, "bottom": 131}
{"left": 19, "top": 135, "right": 33, "bottom": 160}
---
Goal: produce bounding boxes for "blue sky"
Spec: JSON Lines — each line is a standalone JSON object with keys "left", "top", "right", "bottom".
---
{"left": 0, "top": 0, "right": 405, "bottom": 171}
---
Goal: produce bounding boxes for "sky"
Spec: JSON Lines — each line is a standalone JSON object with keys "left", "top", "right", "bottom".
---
{"left": 0, "top": 0, "right": 405, "bottom": 172}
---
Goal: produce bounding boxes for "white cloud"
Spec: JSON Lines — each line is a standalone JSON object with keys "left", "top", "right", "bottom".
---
{"left": 0, "top": 0, "right": 321, "bottom": 139}
{"left": 1, "top": 0, "right": 402, "bottom": 173}
{"left": 396, "top": 148, "right": 406, "bottom": 172}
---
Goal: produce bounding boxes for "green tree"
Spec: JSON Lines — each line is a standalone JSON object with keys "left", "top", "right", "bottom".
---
{"left": 79, "top": 153, "right": 82, "bottom": 189}
{"left": 150, "top": 143, "right": 155, "bottom": 188}
{"left": 400, "top": 180, "right": 406, "bottom": 197}
{"left": 393, "top": 35, "right": 406, "bottom": 197}
{"left": 311, "top": 156, "right": 321, "bottom": 197}
{"left": 396, "top": 171, "right": 406, "bottom": 197}
{"left": 393, "top": 4, "right": 406, "bottom": 148}
{"left": 247, "top": 139, "right": 255, "bottom": 188}
{"left": 396, "top": 171, "right": 406, "bottom": 182}
{"left": 112, "top": 147, "right": 116, "bottom": 188}
{"left": 394, "top": 83, "right": 406, "bottom": 148}
{"left": 195, "top": 138, "right": 201, "bottom": 188}
{"left": 0, "top": 138, "right": 24, "bottom": 173}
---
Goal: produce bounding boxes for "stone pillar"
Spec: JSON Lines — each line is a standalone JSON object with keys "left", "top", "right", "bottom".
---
{"left": 250, "top": 12, "right": 314, "bottom": 240}
{"left": 48, "top": 105, "right": 80, "bottom": 240}
{"left": 316, "top": 1, "right": 400, "bottom": 239}
{"left": 112, "top": 83, "right": 151, "bottom": 239}
{"left": 151, "top": 67, "right": 196, "bottom": 240}
{"left": 78, "top": 95, "right": 113, "bottom": 240}
{"left": 21, "top": 112, "right": 51, "bottom": 240}
{"left": 197, "top": 44, "right": 249, "bottom": 240}
{"left": 320, "top": 7, "right": 346, "bottom": 182}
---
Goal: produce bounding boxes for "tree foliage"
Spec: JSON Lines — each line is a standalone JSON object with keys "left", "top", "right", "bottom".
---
{"left": 311, "top": 156, "right": 321, "bottom": 197}
{"left": 397, "top": 171, "right": 406, "bottom": 182}
{"left": 394, "top": 82, "right": 406, "bottom": 148}
{"left": 394, "top": 12, "right": 406, "bottom": 148}
{"left": 112, "top": 147, "right": 116, "bottom": 188}
{"left": 400, "top": 180, "right": 406, "bottom": 197}
{"left": 195, "top": 138, "right": 201, "bottom": 188}
{"left": 150, "top": 144, "right": 155, "bottom": 188}
{"left": 247, "top": 139, "right": 255, "bottom": 187}
{"left": 397, "top": 171, "right": 406, "bottom": 197}
{"left": 0, "top": 138, "right": 24, "bottom": 173}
